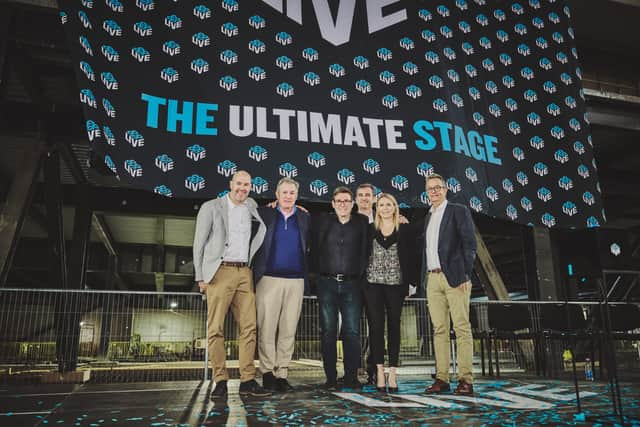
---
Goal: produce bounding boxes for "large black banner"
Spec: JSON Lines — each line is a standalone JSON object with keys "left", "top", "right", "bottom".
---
{"left": 60, "top": 0, "right": 604, "bottom": 228}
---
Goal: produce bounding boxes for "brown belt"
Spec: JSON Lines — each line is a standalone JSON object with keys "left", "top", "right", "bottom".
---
{"left": 221, "top": 261, "right": 249, "bottom": 268}
{"left": 428, "top": 268, "right": 443, "bottom": 273}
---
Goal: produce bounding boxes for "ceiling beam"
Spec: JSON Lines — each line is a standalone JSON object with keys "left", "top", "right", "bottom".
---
{"left": 609, "top": 0, "right": 640, "bottom": 7}
{"left": 585, "top": 88, "right": 640, "bottom": 106}
{"left": 92, "top": 213, "right": 117, "bottom": 257}
{"left": 7, "top": 0, "right": 56, "bottom": 8}
{"left": 587, "top": 108, "right": 640, "bottom": 131}
{"left": 56, "top": 141, "right": 87, "bottom": 185}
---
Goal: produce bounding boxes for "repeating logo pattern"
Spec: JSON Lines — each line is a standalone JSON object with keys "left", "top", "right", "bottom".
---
{"left": 59, "top": 0, "right": 604, "bottom": 228}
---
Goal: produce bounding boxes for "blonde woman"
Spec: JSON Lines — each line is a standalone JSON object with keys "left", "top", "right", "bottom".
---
{"left": 364, "top": 193, "right": 417, "bottom": 393}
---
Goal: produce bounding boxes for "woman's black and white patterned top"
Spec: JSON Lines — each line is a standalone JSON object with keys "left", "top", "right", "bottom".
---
{"left": 366, "top": 231, "right": 401, "bottom": 285}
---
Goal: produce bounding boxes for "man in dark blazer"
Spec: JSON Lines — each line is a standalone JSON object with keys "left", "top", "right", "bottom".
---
{"left": 253, "top": 178, "right": 310, "bottom": 393}
{"left": 421, "top": 173, "right": 477, "bottom": 396}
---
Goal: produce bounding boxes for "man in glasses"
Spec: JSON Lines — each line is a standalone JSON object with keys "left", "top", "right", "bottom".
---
{"left": 312, "top": 186, "right": 369, "bottom": 390}
{"left": 421, "top": 174, "right": 477, "bottom": 396}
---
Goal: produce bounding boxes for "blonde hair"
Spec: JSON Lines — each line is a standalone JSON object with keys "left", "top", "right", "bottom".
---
{"left": 374, "top": 193, "right": 400, "bottom": 232}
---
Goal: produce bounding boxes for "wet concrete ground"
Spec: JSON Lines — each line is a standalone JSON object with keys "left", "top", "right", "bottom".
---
{"left": 1, "top": 376, "right": 638, "bottom": 426}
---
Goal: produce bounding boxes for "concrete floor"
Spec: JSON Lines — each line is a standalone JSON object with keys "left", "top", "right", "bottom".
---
{"left": 0, "top": 376, "right": 638, "bottom": 426}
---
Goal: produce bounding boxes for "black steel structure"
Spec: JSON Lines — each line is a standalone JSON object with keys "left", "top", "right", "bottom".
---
{"left": 0, "top": 2, "right": 639, "bottom": 423}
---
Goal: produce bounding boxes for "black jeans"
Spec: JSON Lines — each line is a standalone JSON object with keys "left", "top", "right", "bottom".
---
{"left": 364, "top": 283, "right": 405, "bottom": 366}
{"left": 317, "top": 277, "right": 363, "bottom": 381}
{"left": 364, "top": 301, "right": 375, "bottom": 377}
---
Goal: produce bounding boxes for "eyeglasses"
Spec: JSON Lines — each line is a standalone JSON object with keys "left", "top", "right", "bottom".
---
{"left": 427, "top": 185, "right": 445, "bottom": 193}
{"left": 333, "top": 199, "right": 353, "bottom": 205}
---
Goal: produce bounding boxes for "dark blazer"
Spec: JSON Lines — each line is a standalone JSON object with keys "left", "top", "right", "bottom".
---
{"left": 414, "top": 202, "right": 477, "bottom": 290}
{"left": 365, "top": 223, "right": 420, "bottom": 296}
{"left": 253, "top": 206, "right": 311, "bottom": 291}
{"left": 310, "top": 212, "right": 370, "bottom": 284}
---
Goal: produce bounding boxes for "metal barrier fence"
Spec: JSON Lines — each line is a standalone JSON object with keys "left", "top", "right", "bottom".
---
{"left": 0, "top": 289, "right": 208, "bottom": 383}
{"left": 0, "top": 289, "right": 638, "bottom": 383}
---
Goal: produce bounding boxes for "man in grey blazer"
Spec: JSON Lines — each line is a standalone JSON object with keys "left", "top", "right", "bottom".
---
{"left": 193, "top": 170, "right": 269, "bottom": 399}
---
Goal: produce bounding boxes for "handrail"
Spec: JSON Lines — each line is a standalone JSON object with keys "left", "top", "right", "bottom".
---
{"left": 602, "top": 269, "right": 640, "bottom": 276}
{"left": 1, "top": 288, "right": 634, "bottom": 305}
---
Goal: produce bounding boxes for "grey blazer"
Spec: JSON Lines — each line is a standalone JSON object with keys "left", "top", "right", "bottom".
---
{"left": 193, "top": 196, "right": 266, "bottom": 283}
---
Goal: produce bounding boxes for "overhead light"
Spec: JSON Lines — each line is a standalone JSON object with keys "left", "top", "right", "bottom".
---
{"left": 610, "top": 243, "right": 621, "bottom": 256}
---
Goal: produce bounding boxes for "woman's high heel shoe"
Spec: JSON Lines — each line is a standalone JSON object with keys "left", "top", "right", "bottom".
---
{"left": 387, "top": 368, "right": 399, "bottom": 393}
{"left": 376, "top": 366, "right": 387, "bottom": 392}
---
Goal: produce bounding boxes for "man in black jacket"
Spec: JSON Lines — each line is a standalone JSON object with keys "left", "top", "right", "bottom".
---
{"left": 253, "top": 178, "right": 310, "bottom": 392}
{"left": 312, "top": 186, "right": 369, "bottom": 390}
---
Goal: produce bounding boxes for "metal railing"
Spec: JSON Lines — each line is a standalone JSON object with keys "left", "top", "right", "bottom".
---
{"left": 603, "top": 269, "right": 640, "bottom": 302}
{"left": 0, "top": 289, "right": 638, "bottom": 383}
{"left": 0, "top": 289, "right": 207, "bottom": 382}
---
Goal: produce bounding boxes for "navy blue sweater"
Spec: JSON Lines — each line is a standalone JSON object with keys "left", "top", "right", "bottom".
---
{"left": 265, "top": 210, "right": 304, "bottom": 278}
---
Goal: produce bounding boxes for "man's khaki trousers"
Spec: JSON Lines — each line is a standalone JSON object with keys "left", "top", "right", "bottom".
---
{"left": 427, "top": 272, "right": 473, "bottom": 384}
{"left": 256, "top": 276, "right": 304, "bottom": 379}
{"left": 205, "top": 265, "right": 257, "bottom": 382}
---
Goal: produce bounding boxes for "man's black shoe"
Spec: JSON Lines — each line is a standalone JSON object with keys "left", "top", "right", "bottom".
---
{"left": 366, "top": 363, "right": 376, "bottom": 385}
{"left": 342, "top": 378, "right": 363, "bottom": 390}
{"left": 210, "top": 380, "right": 228, "bottom": 400}
{"left": 239, "top": 379, "right": 271, "bottom": 397}
{"left": 276, "top": 378, "right": 294, "bottom": 392}
{"left": 321, "top": 379, "right": 338, "bottom": 391}
{"left": 366, "top": 372, "right": 377, "bottom": 386}
{"left": 263, "top": 372, "right": 277, "bottom": 391}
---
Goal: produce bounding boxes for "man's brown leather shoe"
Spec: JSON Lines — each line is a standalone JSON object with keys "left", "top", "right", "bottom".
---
{"left": 454, "top": 380, "right": 474, "bottom": 396}
{"left": 424, "top": 379, "right": 450, "bottom": 394}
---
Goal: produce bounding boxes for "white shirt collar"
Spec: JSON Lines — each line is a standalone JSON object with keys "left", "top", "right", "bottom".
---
{"left": 429, "top": 199, "right": 448, "bottom": 214}
{"left": 226, "top": 193, "right": 247, "bottom": 209}
{"left": 358, "top": 209, "right": 374, "bottom": 224}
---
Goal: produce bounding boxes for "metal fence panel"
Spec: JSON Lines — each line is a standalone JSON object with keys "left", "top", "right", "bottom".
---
{"left": 1, "top": 289, "right": 638, "bottom": 383}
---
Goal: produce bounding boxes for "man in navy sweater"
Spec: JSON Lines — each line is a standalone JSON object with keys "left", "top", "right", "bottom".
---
{"left": 253, "top": 178, "right": 310, "bottom": 392}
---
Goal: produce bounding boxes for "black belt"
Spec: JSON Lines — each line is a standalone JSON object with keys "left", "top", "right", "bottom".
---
{"left": 428, "top": 268, "right": 443, "bottom": 273}
{"left": 221, "top": 261, "right": 249, "bottom": 267}
{"left": 322, "top": 273, "right": 358, "bottom": 282}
